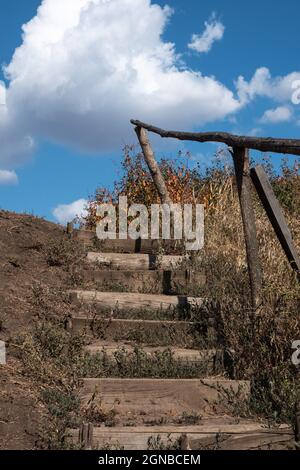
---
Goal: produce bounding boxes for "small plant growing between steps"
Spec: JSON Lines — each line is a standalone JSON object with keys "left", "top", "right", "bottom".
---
{"left": 175, "top": 411, "right": 203, "bottom": 425}
{"left": 147, "top": 434, "right": 181, "bottom": 451}
{"left": 81, "top": 390, "right": 118, "bottom": 427}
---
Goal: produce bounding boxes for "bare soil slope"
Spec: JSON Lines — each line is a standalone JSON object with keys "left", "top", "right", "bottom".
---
{"left": 0, "top": 211, "right": 74, "bottom": 450}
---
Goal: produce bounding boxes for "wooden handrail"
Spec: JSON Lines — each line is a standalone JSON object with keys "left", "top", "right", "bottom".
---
{"left": 131, "top": 119, "right": 300, "bottom": 156}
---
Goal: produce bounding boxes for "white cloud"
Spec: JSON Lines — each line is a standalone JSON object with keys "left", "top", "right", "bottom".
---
{"left": 2, "top": 1, "right": 299, "bottom": 171}
{"left": 260, "top": 106, "right": 293, "bottom": 124}
{"left": 53, "top": 198, "right": 88, "bottom": 225}
{"left": 188, "top": 13, "right": 225, "bottom": 53}
{"left": 249, "top": 127, "right": 263, "bottom": 136}
{"left": 0, "top": 81, "right": 6, "bottom": 107}
{"left": 0, "top": 0, "right": 240, "bottom": 167}
{"left": 0, "top": 170, "right": 18, "bottom": 185}
{"left": 236, "top": 67, "right": 300, "bottom": 105}
{"left": 0, "top": 80, "right": 35, "bottom": 168}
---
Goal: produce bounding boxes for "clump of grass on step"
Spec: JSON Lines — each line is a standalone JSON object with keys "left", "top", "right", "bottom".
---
{"left": 78, "top": 346, "right": 213, "bottom": 379}
{"left": 81, "top": 389, "right": 118, "bottom": 427}
{"left": 175, "top": 411, "right": 203, "bottom": 425}
{"left": 147, "top": 434, "right": 181, "bottom": 450}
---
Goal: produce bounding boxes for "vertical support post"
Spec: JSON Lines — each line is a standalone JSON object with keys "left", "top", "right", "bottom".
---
{"left": 134, "top": 126, "right": 172, "bottom": 205}
{"left": 79, "top": 422, "right": 93, "bottom": 449}
{"left": 67, "top": 222, "right": 74, "bottom": 239}
{"left": 232, "top": 147, "right": 262, "bottom": 311}
{"left": 179, "top": 433, "right": 191, "bottom": 450}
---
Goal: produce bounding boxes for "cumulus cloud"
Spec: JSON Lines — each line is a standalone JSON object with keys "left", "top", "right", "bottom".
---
{"left": 236, "top": 67, "right": 300, "bottom": 105}
{"left": 260, "top": 106, "right": 293, "bottom": 124}
{"left": 0, "top": 0, "right": 241, "bottom": 167}
{"left": 53, "top": 198, "right": 88, "bottom": 225}
{"left": 1, "top": 0, "right": 300, "bottom": 171}
{"left": 1, "top": 78, "right": 35, "bottom": 168}
{"left": 0, "top": 81, "right": 5, "bottom": 106}
{"left": 0, "top": 170, "right": 18, "bottom": 185}
{"left": 188, "top": 13, "right": 225, "bottom": 53}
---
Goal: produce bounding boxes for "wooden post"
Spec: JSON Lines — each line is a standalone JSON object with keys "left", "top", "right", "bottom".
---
{"left": 65, "top": 317, "right": 73, "bottom": 334}
{"left": 134, "top": 126, "right": 171, "bottom": 205}
{"left": 179, "top": 433, "right": 191, "bottom": 450}
{"left": 66, "top": 222, "right": 74, "bottom": 239}
{"left": 79, "top": 422, "right": 93, "bottom": 449}
{"left": 251, "top": 165, "right": 300, "bottom": 276}
{"left": 232, "top": 147, "right": 262, "bottom": 311}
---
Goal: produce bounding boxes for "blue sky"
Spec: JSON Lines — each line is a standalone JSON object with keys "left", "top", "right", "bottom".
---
{"left": 0, "top": 0, "right": 299, "bottom": 222}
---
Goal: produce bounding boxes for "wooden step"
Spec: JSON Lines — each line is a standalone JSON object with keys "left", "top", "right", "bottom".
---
{"left": 86, "top": 341, "right": 218, "bottom": 363}
{"left": 80, "top": 378, "right": 250, "bottom": 425}
{"left": 68, "top": 421, "right": 293, "bottom": 450}
{"left": 87, "top": 252, "right": 185, "bottom": 270}
{"left": 84, "top": 342, "right": 223, "bottom": 375}
{"left": 84, "top": 269, "right": 206, "bottom": 295}
{"left": 194, "top": 429, "right": 294, "bottom": 451}
{"left": 75, "top": 230, "right": 183, "bottom": 254}
{"left": 69, "top": 317, "right": 199, "bottom": 347}
{"left": 69, "top": 290, "right": 204, "bottom": 312}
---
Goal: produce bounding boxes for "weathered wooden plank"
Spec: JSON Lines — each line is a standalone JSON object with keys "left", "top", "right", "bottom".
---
{"left": 69, "top": 290, "right": 204, "bottom": 311}
{"left": 86, "top": 252, "right": 185, "bottom": 270}
{"left": 81, "top": 378, "right": 250, "bottom": 424}
{"left": 84, "top": 269, "right": 206, "bottom": 295}
{"left": 69, "top": 423, "right": 293, "bottom": 450}
{"left": 85, "top": 341, "right": 217, "bottom": 362}
{"left": 251, "top": 165, "right": 300, "bottom": 274}
{"left": 70, "top": 316, "right": 197, "bottom": 347}
{"left": 78, "top": 422, "right": 93, "bottom": 450}
{"left": 75, "top": 230, "right": 184, "bottom": 254}
{"left": 85, "top": 341, "right": 220, "bottom": 372}
{"left": 233, "top": 147, "right": 262, "bottom": 310}
{"left": 209, "top": 430, "right": 294, "bottom": 451}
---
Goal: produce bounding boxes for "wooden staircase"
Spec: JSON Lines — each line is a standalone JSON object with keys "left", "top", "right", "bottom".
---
{"left": 66, "top": 231, "right": 294, "bottom": 450}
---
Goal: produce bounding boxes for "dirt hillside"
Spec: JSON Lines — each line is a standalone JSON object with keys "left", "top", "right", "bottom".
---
{"left": 0, "top": 210, "right": 79, "bottom": 450}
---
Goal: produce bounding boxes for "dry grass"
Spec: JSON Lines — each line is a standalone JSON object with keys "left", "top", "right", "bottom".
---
{"left": 183, "top": 159, "right": 300, "bottom": 423}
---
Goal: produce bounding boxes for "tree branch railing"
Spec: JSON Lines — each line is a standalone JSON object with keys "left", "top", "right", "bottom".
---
{"left": 131, "top": 119, "right": 300, "bottom": 156}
